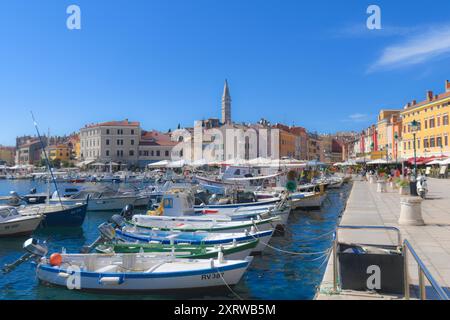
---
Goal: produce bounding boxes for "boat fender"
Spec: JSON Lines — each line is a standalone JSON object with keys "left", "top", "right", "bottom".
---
{"left": 49, "top": 253, "right": 62, "bottom": 266}
{"left": 99, "top": 277, "right": 123, "bottom": 285}
{"left": 57, "top": 272, "right": 70, "bottom": 278}
{"left": 250, "top": 226, "right": 256, "bottom": 234}
{"left": 232, "top": 239, "right": 237, "bottom": 247}
{"left": 210, "top": 258, "right": 214, "bottom": 269}
{"left": 218, "top": 246, "right": 224, "bottom": 263}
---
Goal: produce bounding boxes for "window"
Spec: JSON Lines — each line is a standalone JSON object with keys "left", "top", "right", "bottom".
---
{"left": 424, "top": 120, "right": 428, "bottom": 129}
{"left": 438, "top": 117, "right": 441, "bottom": 126}
{"left": 129, "top": 150, "right": 134, "bottom": 156}
{"left": 106, "top": 150, "right": 110, "bottom": 157}
{"left": 131, "top": 139, "right": 134, "bottom": 145}
{"left": 444, "top": 115, "right": 449, "bottom": 125}
{"left": 106, "top": 139, "right": 110, "bottom": 145}
{"left": 156, "top": 151, "right": 160, "bottom": 157}
{"left": 106, "top": 129, "right": 110, "bottom": 134}
{"left": 437, "top": 136, "right": 442, "bottom": 147}
{"left": 430, "top": 118, "right": 435, "bottom": 128}
{"left": 165, "top": 150, "right": 169, "bottom": 157}
{"left": 151, "top": 150, "right": 154, "bottom": 156}
{"left": 144, "top": 151, "right": 149, "bottom": 156}
{"left": 430, "top": 137, "right": 436, "bottom": 147}
{"left": 424, "top": 139, "right": 429, "bottom": 148}
{"left": 417, "top": 139, "right": 420, "bottom": 149}
{"left": 408, "top": 141, "right": 411, "bottom": 150}
{"left": 445, "top": 135, "right": 448, "bottom": 146}
{"left": 131, "top": 129, "right": 134, "bottom": 135}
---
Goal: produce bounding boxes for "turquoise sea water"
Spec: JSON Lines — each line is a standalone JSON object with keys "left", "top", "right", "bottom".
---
{"left": 0, "top": 179, "right": 351, "bottom": 300}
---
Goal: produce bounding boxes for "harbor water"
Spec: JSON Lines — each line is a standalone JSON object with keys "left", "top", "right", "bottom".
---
{"left": 0, "top": 180, "right": 351, "bottom": 300}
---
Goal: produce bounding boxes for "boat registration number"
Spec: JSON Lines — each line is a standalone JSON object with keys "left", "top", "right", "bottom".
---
{"left": 201, "top": 272, "right": 224, "bottom": 280}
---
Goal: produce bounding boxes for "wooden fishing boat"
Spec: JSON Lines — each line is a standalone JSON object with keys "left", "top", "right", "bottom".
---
{"left": 95, "top": 239, "right": 258, "bottom": 260}
{"left": 115, "top": 228, "right": 273, "bottom": 253}
{"left": 36, "top": 252, "right": 253, "bottom": 292}
{"left": 19, "top": 202, "right": 87, "bottom": 227}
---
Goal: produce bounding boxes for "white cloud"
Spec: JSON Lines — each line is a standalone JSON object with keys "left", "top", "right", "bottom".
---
{"left": 343, "top": 113, "right": 372, "bottom": 123}
{"left": 369, "top": 25, "right": 450, "bottom": 72}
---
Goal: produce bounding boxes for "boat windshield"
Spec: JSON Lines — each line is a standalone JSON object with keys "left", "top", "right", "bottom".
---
{"left": 0, "top": 207, "right": 18, "bottom": 221}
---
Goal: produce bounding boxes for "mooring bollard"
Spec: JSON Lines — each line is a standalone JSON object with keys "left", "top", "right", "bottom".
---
{"left": 377, "top": 180, "right": 387, "bottom": 193}
{"left": 398, "top": 197, "right": 425, "bottom": 226}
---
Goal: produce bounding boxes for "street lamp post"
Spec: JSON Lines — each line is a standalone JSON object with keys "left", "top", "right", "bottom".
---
{"left": 394, "top": 132, "right": 398, "bottom": 166}
{"left": 409, "top": 120, "right": 419, "bottom": 196}
{"left": 410, "top": 120, "right": 419, "bottom": 180}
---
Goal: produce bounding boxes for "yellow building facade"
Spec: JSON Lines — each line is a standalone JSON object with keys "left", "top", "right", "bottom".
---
{"left": 48, "top": 144, "right": 71, "bottom": 162}
{"left": 400, "top": 81, "right": 450, "bottom": 159}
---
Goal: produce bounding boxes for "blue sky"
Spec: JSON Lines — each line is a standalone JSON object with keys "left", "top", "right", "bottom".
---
{"left": 2, "top": 0, "right": 450, "bottom": 145}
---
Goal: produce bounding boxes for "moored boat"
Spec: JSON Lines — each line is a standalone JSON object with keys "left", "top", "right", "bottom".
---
{"left": 95, "top": 239, "right": 258, "bottom": 260}
{"left": 0, "top": 206, "right": 43, "bottom": 237}
{"left": 115, "top": 227, "right": 273, "bottom": 253}
{"left": 19, "top": 202, "right": 88, "bottom": 228}
{"left": 36, "top": 252, "right": 253, "bottom": 292}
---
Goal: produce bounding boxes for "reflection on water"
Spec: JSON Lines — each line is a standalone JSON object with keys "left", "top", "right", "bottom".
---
{"left": 0, "top": 179, "right": 351, "bottom": 300}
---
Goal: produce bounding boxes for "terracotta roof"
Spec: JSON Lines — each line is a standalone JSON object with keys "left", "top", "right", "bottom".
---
{"left": 84, "top": 120, "right": 140, "bottom": 128}
{"left": 18, "top": 140, "right": 41, "bottom": 148}
{"left": 403, "top": 91, "right": 450, "bottom": 112}
{"left": 0, "top": 146, "right": 15, "bottom": 151}
{"left": 140, "top": 130, "right": 177, "bottom": 147}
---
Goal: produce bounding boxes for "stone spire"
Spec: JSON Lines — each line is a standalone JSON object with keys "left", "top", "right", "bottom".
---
{"left": 221, "top": 79, "right": 231, "bottom": 124}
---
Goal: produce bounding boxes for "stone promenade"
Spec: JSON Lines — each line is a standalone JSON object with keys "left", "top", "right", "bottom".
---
{"left": 316, "top": 177, "right": 450, "bottom": 300}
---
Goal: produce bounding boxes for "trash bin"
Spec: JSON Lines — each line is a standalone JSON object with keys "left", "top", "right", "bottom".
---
{"left": 338, "top": 243, "right": 404, "bottom": 294}
{"left": 409, "top": 181, "right": 418, "bottom": 196}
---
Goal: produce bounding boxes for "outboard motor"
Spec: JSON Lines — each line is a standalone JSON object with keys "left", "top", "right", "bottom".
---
{"left": 98, "top": 222, "right": 117, "bottom": 241}
{"left": 109, "top": 214, "right": 126, "bottom": 228}
{"left": 2, "top": 238, "right": 48, "bottom": 274}
{"left": 81, "top": 223, "right": 118, "bottom": 253}
{"left": 29, "top": 188, "right": 37, "bottom": 194}
{"left": 120, "top": 204, "right": 134, "bottom": 221}
{"left": 8, "top": 191, "right": 21, "bottom": 206}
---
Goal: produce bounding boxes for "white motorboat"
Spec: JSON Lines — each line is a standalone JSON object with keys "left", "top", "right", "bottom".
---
{"left": 141, "top": 190, "right": 290, "bottom": 226}
{"left": 49, "top": 185, "right": 149, "bottom": 211}
{"left": 0, "top": 206, "right": 43, "bottom": 237}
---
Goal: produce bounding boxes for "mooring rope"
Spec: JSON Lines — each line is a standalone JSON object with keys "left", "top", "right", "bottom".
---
{"left": 250, "top": 222, "right": 332, "bottom": 256}
{"left": 215, "top": 265, "right": 244, "bottom": 301}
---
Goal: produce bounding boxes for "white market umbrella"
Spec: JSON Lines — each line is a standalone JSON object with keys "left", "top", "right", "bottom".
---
{"left": 366, "top": 159, "right": 388, "bottom": 165}
{"left": 147, "top": 160, "right": 169, "bottom": 168}
{"left": 167, "top": 159, "right": 190, "bottom": 168}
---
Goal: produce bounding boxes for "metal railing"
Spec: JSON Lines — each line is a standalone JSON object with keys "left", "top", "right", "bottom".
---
{"left": 403, "top": 239, "right": 449, "bottom": 300}
{"left": 331, "top": 225, "right": 449, "bottom": 300}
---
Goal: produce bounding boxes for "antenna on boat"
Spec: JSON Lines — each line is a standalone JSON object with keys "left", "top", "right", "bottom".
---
{"left": 30, "top": 111, "right": 64, "bottom": 208}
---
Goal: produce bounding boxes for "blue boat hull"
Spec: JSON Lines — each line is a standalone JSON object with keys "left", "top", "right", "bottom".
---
{"left": 41, "top": 204, "right": 88, "bottom": 228}
{"left": 115, "top": 228, "right": 273, "bottom": 246}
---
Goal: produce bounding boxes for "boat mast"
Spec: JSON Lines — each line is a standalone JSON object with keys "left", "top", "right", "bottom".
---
{"left": 31, "top": 112, "right": 64, "bottom": 208}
